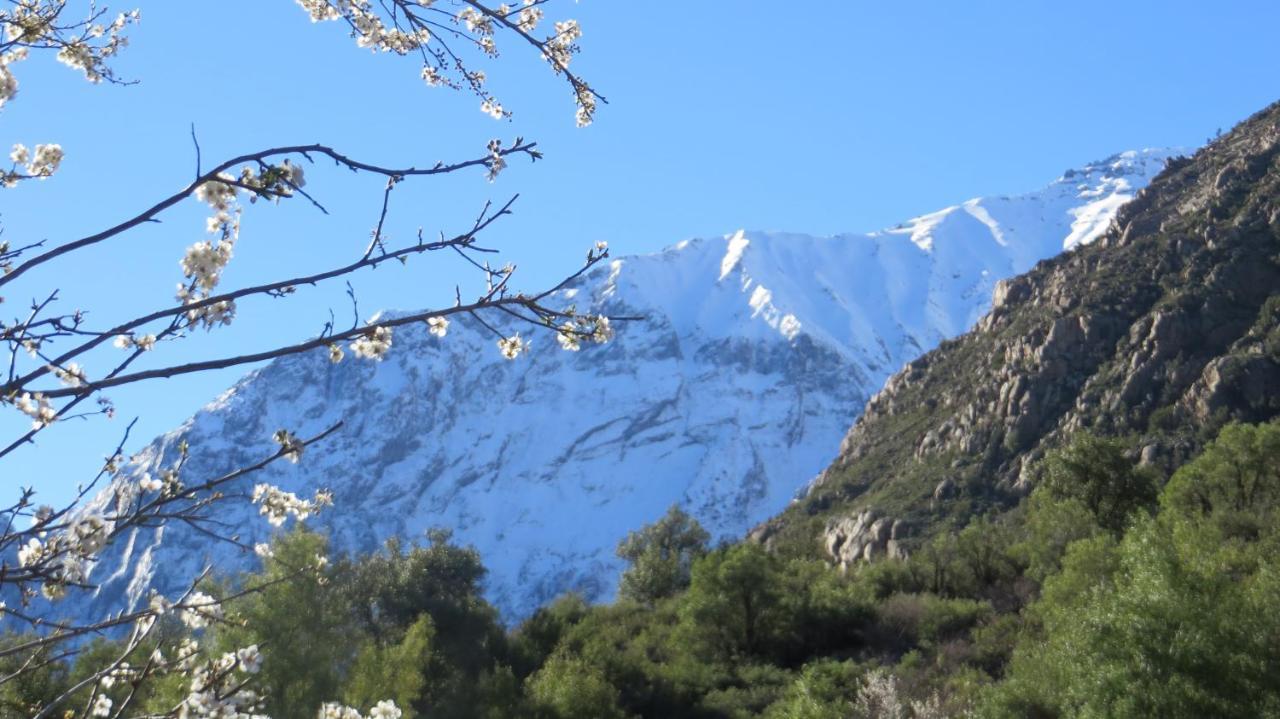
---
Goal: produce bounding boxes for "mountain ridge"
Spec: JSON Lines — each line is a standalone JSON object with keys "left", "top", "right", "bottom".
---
{"left": 752, "top": 102, "right": 1280, "bottom": 568}
{"left": 73, "top": 147, "right": 1179, "bottom": 620}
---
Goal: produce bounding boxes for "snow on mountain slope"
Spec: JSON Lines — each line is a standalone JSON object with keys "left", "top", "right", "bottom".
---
{"left": 76, "top": 148, "right": 1178, "bottom": 620}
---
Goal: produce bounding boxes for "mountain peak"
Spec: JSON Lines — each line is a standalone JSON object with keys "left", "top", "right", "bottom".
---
{"left": 75, "top": 147, "right": 1182, "bottom": 620}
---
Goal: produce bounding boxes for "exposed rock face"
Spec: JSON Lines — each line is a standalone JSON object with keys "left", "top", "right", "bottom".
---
{"left": 823, "top": 510, "right": 908, "bottom": 568}
{"left": 757, "top": 101, "right": 1280, "bottom": 561}
{"left": 68, "top": 150, "right": 1174, "bottom": 622}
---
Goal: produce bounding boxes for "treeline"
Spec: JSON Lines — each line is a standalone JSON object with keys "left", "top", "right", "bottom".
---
{"left": 5, "top": 421, "right": 1279, "bottom": 717}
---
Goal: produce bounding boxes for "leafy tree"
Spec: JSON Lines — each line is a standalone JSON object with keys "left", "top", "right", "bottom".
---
{"left": 1041, "top": 433, "right": 1159, "bottom": 535}
{"left": 343, "top": 615, "right": 435, "bottom": 717}
{"left": 512, "top": 593, "right": 591, "bottom": 678}
{"left": 985, "top": 422, "right": 1280, "bottom": 718}
{"left": 763, "top": 660, "right": 865, "bottom": 719}
{"left": 680, "top": 543, "right": 786, "bottom": 661}
{"left": 335, "top": 529, "right": 510, "bottom": 718}
{"left": 616, "top": 505, "right": 711, "bottom": 605}
{"left": 527, "top": 654, "right": 629, "bottom": 719}
{"left": 212, "top": 528, "right": 351, "bottom": 719}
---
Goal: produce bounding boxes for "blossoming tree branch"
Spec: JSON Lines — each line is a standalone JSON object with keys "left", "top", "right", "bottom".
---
{"left": 0, "top": 1, "right": 617, "bottom": 717}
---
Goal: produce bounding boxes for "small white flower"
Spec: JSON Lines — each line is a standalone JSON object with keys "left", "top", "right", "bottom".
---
{"left": 91, "top": 694, "right": 112, "bottom": 717}
{"left": 237, "top": 644, "right": 263, "bottom": 674}
{"left": 427, "top": 316, "right": 449, "bottom": 338}
{"left": 557, "top": 323, "right": 581, "bottom": 352}
{"left": 180, "top": 591, "right": 222, "bottom": 629}
{"left": 350, "top": 325, "right": 393, "bottom": 360}
{"left": 139, "top": 474, "right": 163, "bottom": 492}
{"left": 497, "top": 334, "right": 528, "bottom": 360}
{"left": 370, "top": 700, "right": 403, "bottom": 719}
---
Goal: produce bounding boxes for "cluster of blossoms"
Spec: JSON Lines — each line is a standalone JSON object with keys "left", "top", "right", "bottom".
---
{"left": 16, "top": 513, "right": 112, "bottom": 599}
{"left": 4, "top": 142, "right": 63, "bottom": 186}
{"left": 497, "top": 332, "right": 528, "bottom": 359}
{"left": 350, "top": 325, "right": 393, "bottom": 360}
{"left": 178, "top": 643, "right": 270, "bottom": 717}
{"left": 52, "top": 8, "right": 140, "bottom": 83}
{"left": 178, "top": 591, "right": 223, "bottom": 630}
{"left": 50, "top": 360, "right": 86, "bottom": 388}
{"left": 297, "top": 0, "right": 430, "bottom": 53}
{"left": 12, "top": 390, "right": 56, "bottom": 427}
{"left": 293, "top": 0, "right": 592, "bottom": 125}
{"left": 510, "top": 1, "right": 544, "bottom": 33}
{"left": 0, "top": 3, "right": 139, "bottom": 110}
{"left": 0, "top": 47, "right": 21, "bottom": 109}
{"left": 555, "top": 314, "right": 613, "bottom": 352}
{"left": 113, "top": 331, "right": 158, "bottom": 351}
{"left": 252, "top": 483, "right": 334, "bottom": 527}
{"left": 320, "top": 700, "right": 403, "bottom": 719}
{"left": 181, "top": 162, "right": 305, "bottom": 329}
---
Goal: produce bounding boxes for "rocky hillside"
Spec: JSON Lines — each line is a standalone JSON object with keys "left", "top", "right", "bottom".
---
{"left": 754, "top": 102, "right": 1280, "bottom": 566}
{"left": 76, "top": 150, "right": 1175, "bottom": 621}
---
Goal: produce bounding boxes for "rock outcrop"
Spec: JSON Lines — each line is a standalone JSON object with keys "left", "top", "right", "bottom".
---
{"left": 756, "top": 100, "right": 1280, "bottom": 562}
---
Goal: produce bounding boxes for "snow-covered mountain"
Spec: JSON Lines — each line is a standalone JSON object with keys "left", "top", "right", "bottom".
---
{"left": 80, "top": 148, "right": 1177, "bottom": 620}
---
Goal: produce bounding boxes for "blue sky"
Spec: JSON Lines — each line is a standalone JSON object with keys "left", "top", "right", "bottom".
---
{"left": 5, "top": 0, "right": 1279, "bottom": 507}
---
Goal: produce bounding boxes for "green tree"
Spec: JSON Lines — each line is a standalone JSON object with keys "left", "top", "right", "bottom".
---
{"left": 616, "top": 505, "right": 711, "bottom": 605}
{"left": 1041, "top": 433, "right": 1159, "bottom": 535}
{"left": 527, "top": 654, "right": 629, "bottom": 719}
{"left": 680, "top": 543, "right": 785, "bottom": 661}
{"left": 343, "top": 615, "right": 435, "bottom": 716}
{"left": 985, "top": 422, "right": 1280, "bottom": 718}
{"left": 335, "top": 528, "right": 510, "bottom": 718}
{"left": 213, "top": 528, "right": 351, "bottom": 719}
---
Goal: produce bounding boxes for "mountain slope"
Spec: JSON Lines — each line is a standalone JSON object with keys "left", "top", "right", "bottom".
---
{"left": 80, "top": 149, "right": 1176, "bottom": 620}
{"left": 752, "top": 103, "right": 1280, "bottom": 567}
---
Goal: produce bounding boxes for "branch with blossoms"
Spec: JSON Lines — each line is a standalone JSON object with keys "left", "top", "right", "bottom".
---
{"left": 0, "top": 1, "right": 612, "bottom": 716}
{"left": 296, "top": 0, "right": 606, "bottom": 127}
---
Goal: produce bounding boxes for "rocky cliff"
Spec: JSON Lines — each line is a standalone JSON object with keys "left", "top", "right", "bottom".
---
{"left": 753, "top": 103, "right": 1280, "bottom": 565}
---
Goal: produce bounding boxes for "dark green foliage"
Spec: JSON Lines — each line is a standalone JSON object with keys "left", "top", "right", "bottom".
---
{"left": 679, "top": 543, "right": 786, "bottom": 662}
{"left": 333, "top": 528, "right": 515, "bottom": 719}
{"left": 13, "top": 421, "right": 1280, "bottom": 718}
{"left": 0, "top": 632, "right": 70, "bottom": 717}
{"left": 616, "top": 505, "right": 710, "bottom": 605}
{"left": 1040, "top": 433, "right": 1159, "bottom": 535}
{"left": 526, "top": 654, "right": 628, "bottom": 719}
{"left": 211, "top": 528, "right": 350, "bottom": 719}
{"left": 984, "top": 421, "right": 1280, "bottom": 718}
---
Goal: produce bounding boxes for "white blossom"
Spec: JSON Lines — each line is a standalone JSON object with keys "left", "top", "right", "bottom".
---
{"left": 556, "top": 323, "right": 580, "bottom": 352}
{"left": 497, "top": 333, "right": 528, "bottom": 359}
{"left": 51, "top": 361, "right": 85, "bottom": 388}
{"left": 180, "top": 591, "right": 222, "bottom": 629}
{"left": 350, "top": 325, "right": 393, "bottom": 360}
{"left": 14, "top": 391, "right": 56, "bottom": 428}
{"left": 139, "top": 473, "right": 163, "bottom": 492}
{"left": 369, "top": 700, "right": 403, "bottom": 719}
{"left": 237, "top": 644, "right": 263, "bottom": 674}
{"left": 427, "top": 316, "right": 449, "bottom": 338}
{"left": 91, "top": 694, "right": 112, "bottom": 717}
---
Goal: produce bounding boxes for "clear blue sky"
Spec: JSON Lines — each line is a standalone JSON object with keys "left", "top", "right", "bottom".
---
{"left": 5, "top": 1, "right": 1279, "bottom": 508}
